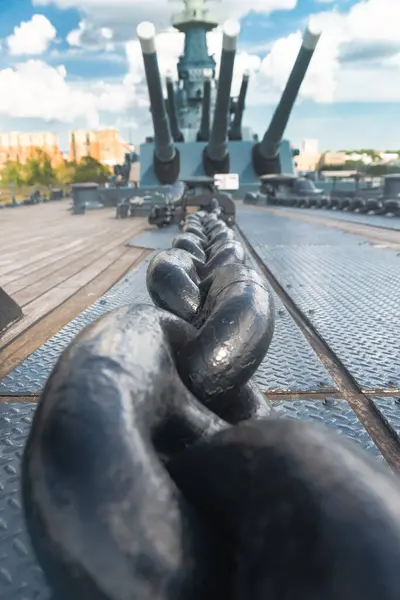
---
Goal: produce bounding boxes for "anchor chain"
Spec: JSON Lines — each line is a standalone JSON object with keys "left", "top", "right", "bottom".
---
{"left": 22, "top": 201, "right": 400, "bottom": 600}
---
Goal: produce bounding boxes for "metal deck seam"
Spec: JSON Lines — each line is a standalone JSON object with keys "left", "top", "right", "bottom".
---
{"left": 237, "top": 222, "right": 400, "bottom": 470}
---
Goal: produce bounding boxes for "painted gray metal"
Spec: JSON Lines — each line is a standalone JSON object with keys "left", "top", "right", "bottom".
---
{"left": 229, "top": 72, "right": 249, "bottom": 140}
{"left": 139, "top": 139, "right": 295, "bottom": 187}
{"left": 206, "top": 24, "right": 238, "bottom": 162}
{"left": 138, "top": 23, "right": 176, "bottom": 163}
{"left": 0, "top": 396, "right": 386, "bottom": 600}
{"left": 136, "top": 0, "right": 308, "bottom": 186}
{"left": 260, "top": 26, "right": 321, "bottom": 160}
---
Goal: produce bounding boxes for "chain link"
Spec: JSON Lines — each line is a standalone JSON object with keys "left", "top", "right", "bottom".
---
{"left": 22, "top": 200, "right": 400, "bottom": 600}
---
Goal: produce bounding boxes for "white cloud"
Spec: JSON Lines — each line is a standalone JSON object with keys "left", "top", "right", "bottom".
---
{"left": 258, "top": 30, "right": 339, "bottom": 103}
{"left": 67, "top": 20, "right": 115, "bottom": 50}
{"left": 2, "top": 0, "right": 400, "bottom": 139}
{"left": 245, "top": 0, "right": 400, "bottom": 106}
{"left": 125, "top": 23, "right": 336, "bottom": 106}
{"left": 0, "top": 60, "right": 136, "bottom": 128}
{"left": 58, "top": 0, "right": 400, "bottom": 110}
{"left": 7, "top": 15, "right": 57, "bottom": 56}
{"left": 35, "top": 0, "right": 297, "bottom": 44}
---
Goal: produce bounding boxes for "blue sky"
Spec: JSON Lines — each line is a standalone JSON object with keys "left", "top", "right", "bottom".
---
{"left": 0, "top": 0, "right": 399, "bottom": 152}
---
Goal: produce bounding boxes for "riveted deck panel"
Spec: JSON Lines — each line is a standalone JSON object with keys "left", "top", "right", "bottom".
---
{"left": 0, "top": 229, "right": 335, "bottom": 395}
{"left": 237, "top": 210, "right": 400, "bottom": 392}
{"left": 0, "top": 397, "right": 386, "bottom": 600}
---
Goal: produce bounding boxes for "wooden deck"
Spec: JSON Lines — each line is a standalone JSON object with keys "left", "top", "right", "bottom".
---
{"left": 0, "top": 201, "right": 149, "bottom": 380}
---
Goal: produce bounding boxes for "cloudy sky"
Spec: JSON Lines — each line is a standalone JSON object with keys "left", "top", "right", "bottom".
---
{"left": 0, "top": 0, "right": 399, "bottom": 152}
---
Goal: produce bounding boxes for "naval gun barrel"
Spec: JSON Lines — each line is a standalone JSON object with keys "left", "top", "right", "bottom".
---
{"left": 197, "top": 76, "right": 211, "bottom": 141}
{"left": 253, "top": 24, "right": 321, "bottom": 175}
{"left": 203, "top": 20, "right": 240, "bottom": 175}
{"left": 229, "top": 71, "right": 249, "bottom": 141}
{"left": 137, "top": 22, "right": 179, "bottom": 183}
{"left": 166, "top": 75, "right": 184, "bottom": 142}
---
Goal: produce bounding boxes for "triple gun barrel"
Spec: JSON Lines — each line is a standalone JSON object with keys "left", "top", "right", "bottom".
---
{"left": 137, "top": 19, "right": 321, "bottom": 183}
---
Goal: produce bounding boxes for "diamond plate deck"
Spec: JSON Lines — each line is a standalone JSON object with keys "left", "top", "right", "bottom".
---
{"left": 237, "top": 235, "right": 335, "bottom": 393}
{"left": 0, "top": 397, "right": 385, "bottom": 600}
{"left": 0, "top": 403, "right": 49, "bottom": 600}
{"left": 272, "top": 398, "right": 383, "bottom": 459}
{"left": 369, "top": 397, "right": 400, "bottom": 440}
{"left": 127, "top": 226, "right": 179, "bottom": 250}
{"left": 272, "top": 206, "right": 400, "bottom": 232}
{"left": 237, "top": 210, "right": 400, "bottom": 392}
{"left": 0, "top": 228, "right": 335, "bottom": 395}
{"left": 249, "top": 244, "right": 400, "bottom": 391}
{"left": 236, "top": 206, "right": 367, "bottom": 246}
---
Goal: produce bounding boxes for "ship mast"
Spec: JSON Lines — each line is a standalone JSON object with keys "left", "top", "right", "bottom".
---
{"left": 169, "top": 0, "right": 221, "bottom": 140}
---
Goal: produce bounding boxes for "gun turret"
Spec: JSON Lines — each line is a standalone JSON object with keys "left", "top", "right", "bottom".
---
{"left": 252, "top": 24, "right": 321, "bottom": 176}
{"left": 197, "top": 76, "right": 211, "bottom": 142}
{"left": 166, "top": 75, "right": 184, "bottom": 142}
{"left": 203, "top": 19, "right": 240, "bottom": 176}
{"left": 229, "top": 71, "right": 249, "bottom": 141}
{"left": 137, "top": 22, "right": 180, "bottom": 184}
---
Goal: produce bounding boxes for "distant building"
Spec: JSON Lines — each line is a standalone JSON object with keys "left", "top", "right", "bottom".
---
{"left": 318, "top": 151, "right": 347, "bottom": 168}
{"left": 0, "top": 132, "right": 64, "bottom": 169}
{"left": 296, "top": 138, "right": 321, "bottom": 171}
{"left": 301, "top": 139, "right": 319, "bottom": 155}
{"left": 379, "top": 152, "right": 399, "bottom": 163}
{"left": 345, "top": 152, "right": 373, "bottom": 165}
{"left": 69, "top": 128, "right": 129, "bottom": 166}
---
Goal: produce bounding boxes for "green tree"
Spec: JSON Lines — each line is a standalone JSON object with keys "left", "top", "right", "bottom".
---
{"left": 71, "top": 157, "right": 111, "bottom": 184}
{"left": 54, "top": 160, "right": 77, "bottom": 186}
{"left": 365, "top": 163, "right": 400, "bottom": 177}
{"left": 1, "top": 160, "right": 26, "bottom": 186}
{"left": 24, "top": 148, "right": 55, "bottom": 186}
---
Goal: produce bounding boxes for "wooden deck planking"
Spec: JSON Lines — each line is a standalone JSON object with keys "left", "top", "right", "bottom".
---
{"left": 1, "top": 234, "right": 109, "bottom": 287}
{"left": 0, "top": 201, "right": 150, "bottom": 370}
{"left": 10, "top": 228, "right": 144, "bottom": 305}
{"left": 0, "top": 248, "right": 150, "bottom": 381}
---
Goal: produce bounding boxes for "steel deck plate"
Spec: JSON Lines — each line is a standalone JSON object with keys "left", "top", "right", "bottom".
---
{"left": 127, "top": 226, "right": 179, "bottom": 250}
{"left": 0, "top": 398, "right": 385, "bottom": 600}
{"left": 272, "top": 206, "right": 400, "bottom": 231}
{"left": 238, "top": 236, "right": 335, "bottom": 393}
{"left": 0, "top": 247, "right": 335, "bottom": 395}
{"left": 241, "top": 236, "right": 400, "bottom": 391}
{"left": 236, "top": 206, "right": 367, "bottom": 246}
{"left": 369, "top": 397, "right": 400, "bottom": 440}
{"left": 272, "top": 398, "right": 383, "bottom": 459}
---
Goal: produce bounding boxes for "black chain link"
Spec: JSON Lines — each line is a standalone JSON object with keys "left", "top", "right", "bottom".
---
{"left": 22, "top": 202, "right": 400, "bottom": 600}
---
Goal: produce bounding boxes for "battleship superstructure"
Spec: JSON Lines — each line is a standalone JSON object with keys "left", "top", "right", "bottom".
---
{"left": 137, "top": 0, "right": 321, "bottom": 189}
